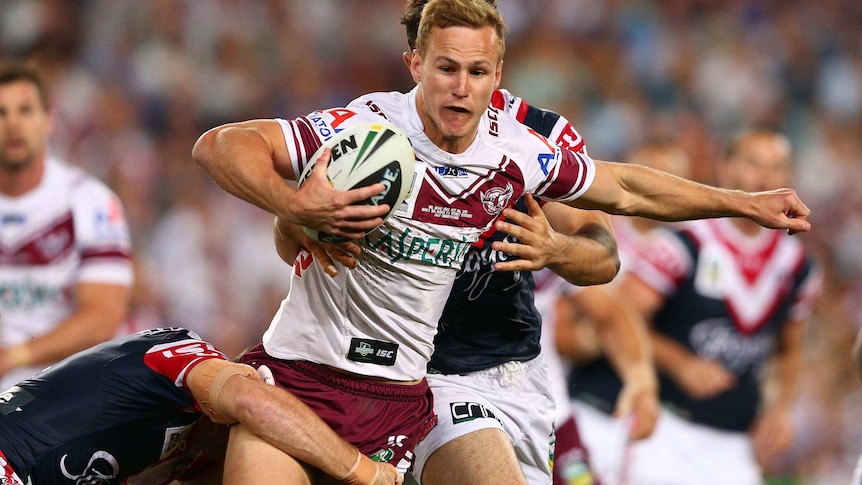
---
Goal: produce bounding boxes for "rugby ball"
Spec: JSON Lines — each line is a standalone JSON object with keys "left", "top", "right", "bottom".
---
{"left": 298, "top": 121, "right": 416, "bottom": 243}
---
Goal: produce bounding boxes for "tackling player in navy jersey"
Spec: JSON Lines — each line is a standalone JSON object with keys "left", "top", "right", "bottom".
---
{"left": 0, "top": 327, "right": 401, "bottom": 485}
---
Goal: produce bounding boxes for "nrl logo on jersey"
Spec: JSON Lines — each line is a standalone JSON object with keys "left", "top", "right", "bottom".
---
{"left": 480, "top": 183, "right": 514, "bottom": 215}
{"left": 434, "top": 166, "right": 467, "bottom": 178}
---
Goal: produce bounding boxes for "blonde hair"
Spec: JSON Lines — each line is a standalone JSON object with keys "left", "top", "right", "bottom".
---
{"left": 415, "top": 0, "right": 506, "bottom": 60}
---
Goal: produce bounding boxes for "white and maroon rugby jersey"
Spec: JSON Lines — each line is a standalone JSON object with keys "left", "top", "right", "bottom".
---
{"left": 0, "top": 157, "right": 133, "bottom": 388}
{"left": 264, "top": 87, "right": 596, "bottom": 381}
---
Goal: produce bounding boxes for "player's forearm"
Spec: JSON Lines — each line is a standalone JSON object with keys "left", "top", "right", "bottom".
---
{"left": 222, "top": 378, "right": 362, "bottom": 480}
{"left": 650, "top": 331, "right": 697, "bottom": 379}
{"left": 592, "top": 296, "right": 654, "bottom": 386}
{"left": 193, "top": 124, "right": 296, "bottom": 219}
{"left": 767, "top": 322, "right": 805, "bottom": 412}
{"left": 573, "top": 161, "right": 763, "bottom": 223}
{"left": 547, "top": 221, "right": 619, "bottom": 286}
{"left": 605, "top": 162, "right": 753, "bottom": 221}
{"left": 11, "top": 284, "right": 128, "bottom": 367}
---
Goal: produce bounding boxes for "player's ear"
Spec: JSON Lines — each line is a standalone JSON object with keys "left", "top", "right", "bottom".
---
{"left": 402, "top": 51, "right": 412, "bottom": 69}
{"left": 493, "top": 60, "right": 503, "bottom": 90}
{"left": 410, "top": 50, "right": 423, "bottom": 84}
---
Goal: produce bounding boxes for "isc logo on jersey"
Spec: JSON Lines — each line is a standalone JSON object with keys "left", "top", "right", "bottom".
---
{"left": 299, "top": 121, "right": 416, "bottom": 243}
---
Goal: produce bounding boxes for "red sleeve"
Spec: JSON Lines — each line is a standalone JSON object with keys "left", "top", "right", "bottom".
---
{"left": 143, "top": 338, "right": 228, "bottom": 388}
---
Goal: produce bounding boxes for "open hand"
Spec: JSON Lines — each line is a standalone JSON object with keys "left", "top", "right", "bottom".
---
{"left": 491, "top": 194, "right": 562, "bottom": 271}
{"left": 287, "top": 148, "right": 390, "bottom": 241}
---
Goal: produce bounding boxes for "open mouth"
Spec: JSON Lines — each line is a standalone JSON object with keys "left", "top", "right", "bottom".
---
{"left": 446, "top": 106, "right": 469, "bottom": 114}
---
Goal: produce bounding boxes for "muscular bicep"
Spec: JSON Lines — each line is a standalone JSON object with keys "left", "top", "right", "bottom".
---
{"left": 239, "top": 119, "right": 296, "bottom": 180}
{"left": 564, "top": 160, "right": 630, "bottom": 214}
{"left": 196, "top": 119, "right": 297, "bottom": 180}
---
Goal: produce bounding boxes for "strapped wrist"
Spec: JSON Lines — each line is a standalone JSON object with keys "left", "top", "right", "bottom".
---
{"left": 340, "top": 451, "right": 382, "bottom": 485}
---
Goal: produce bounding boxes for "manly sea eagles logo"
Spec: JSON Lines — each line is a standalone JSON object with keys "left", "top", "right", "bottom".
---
{"left": 480, "top": 183, "right": 514, "bottom": 216}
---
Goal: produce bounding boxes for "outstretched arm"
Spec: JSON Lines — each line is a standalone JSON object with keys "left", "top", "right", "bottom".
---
{"left": 570, "top": 161, "right": 811, "bottom": 235}
{"left": 188, "top": 360, "right": 401, "bottom": 485}
{"left": 192, "top": 120, "right": 390, "bottom": 240}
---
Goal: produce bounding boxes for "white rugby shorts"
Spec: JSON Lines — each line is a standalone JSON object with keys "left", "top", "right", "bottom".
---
{"left": 628, "top": 406, "right": 762, "bottom": 485}
{"left": 410, "top": 357, "right": 556, "bottom": 485}
{"left": 570, "top": 400, "right": 636, "bottom": 485}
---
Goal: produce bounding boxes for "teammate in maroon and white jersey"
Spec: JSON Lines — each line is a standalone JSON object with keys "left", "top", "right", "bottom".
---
{"left": 192, "top": 2, "right": 812, "bottom": 483}
{"left": 0, "top": 64, "right": 133, "bottom": 390}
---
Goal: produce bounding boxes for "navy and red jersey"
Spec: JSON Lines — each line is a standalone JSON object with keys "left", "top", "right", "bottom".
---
{"left": 571, "top": 220, "right": 820, "bottom": 432}
{"left": 0, "top": 327, "right": 227, "bottom": 484}
{"left": 429, "top": 90, "right": 588, "bottom": 374}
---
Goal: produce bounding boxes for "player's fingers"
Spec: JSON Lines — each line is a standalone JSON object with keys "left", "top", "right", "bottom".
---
{"left": 309, "top": 147, "right": 332, "bottom": 181}
{"left": 337, "top": 241, "right": 363, "bottom": 257}
{"left": 335, "top": 203, "right": 390, "bottom": 222}
{"left": 306, "top": 240, "right": 338, "bottom": 277}
{"left": 338, "top": 183, "right": 388, "bottom": 206}
{"left": 499, "top": 207, "right": 539, "bottom": 233}
{"left": 326, "top": 245, "right": 358, "bottom": 269}
{"left": 785, "top": 217, "right": 811, "bottom": 235}
{"left": 523, "top": 193, "right": 544, "bottom": 217}
{"left": 494, "top": 258, "right": 542, "bottom": 272}
{"left": 492, "top": 240, "right": 526, "bottom": 259}
{"left": 328, "top": 216, "right": 385, "bottom": 235}
{"left": 494, "top": 218, "right": 526, "bottom": 241}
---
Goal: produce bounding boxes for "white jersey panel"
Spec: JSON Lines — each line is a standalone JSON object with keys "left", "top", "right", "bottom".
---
{"left": 265, "top": 88, "right": 596, "bottom": 380}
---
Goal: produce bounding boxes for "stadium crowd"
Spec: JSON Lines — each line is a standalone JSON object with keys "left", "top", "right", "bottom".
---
{"left": 2, "top": 0, "right": 861, "bottom": 483}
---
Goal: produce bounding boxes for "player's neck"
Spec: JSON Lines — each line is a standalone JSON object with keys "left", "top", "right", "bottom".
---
{"left": 0, "top": 157, "right": 46, "bottom": 197}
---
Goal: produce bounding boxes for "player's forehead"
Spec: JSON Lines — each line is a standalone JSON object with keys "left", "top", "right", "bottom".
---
{"left": 0, "top": 80, "right": 42, "bottom": 107}
{"left": 425, "top": 25, "right": 501, "bottom": 65}
{"left": 735, "top": 134, "right": 790, "bottom": 167}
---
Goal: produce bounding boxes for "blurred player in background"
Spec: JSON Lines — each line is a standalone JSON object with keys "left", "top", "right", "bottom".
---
{"left": 0, "top": 326, "right": 401, "bottom": 485}
{"left": 562, "top": 140, "right": 691, "bottom": 484}
{"left": 615, "top": 128, "right": 821, "bottom": 484}
{"left": 0, "top": 63, "right": 133, "bottom": 389}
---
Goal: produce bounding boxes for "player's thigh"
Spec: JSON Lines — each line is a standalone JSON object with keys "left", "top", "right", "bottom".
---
{"left": 223, "top": 423, "right": 314, "bottom": 485}
{"left": 422, "top": 427, "right": 528, "bottom": 485}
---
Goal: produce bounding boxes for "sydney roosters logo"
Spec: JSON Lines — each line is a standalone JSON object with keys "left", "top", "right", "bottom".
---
{"left": 480, "top": 183, "right": 513, "bottom": 215}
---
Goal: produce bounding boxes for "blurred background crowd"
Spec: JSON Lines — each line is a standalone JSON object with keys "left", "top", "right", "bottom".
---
{"left": 2, "top": 0, "right": 861, "bottom": 483}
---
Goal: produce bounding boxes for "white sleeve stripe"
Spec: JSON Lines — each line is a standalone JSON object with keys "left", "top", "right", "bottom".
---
{"left": 276, "top": 118, "right": 302, "bottom": 178}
